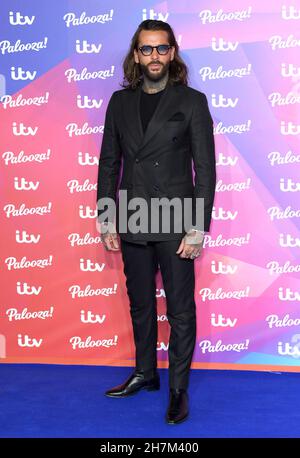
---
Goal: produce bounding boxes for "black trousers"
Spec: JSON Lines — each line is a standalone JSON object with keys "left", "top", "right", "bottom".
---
{"left": 120, "top": 238, "right": 196, "bottom": 390}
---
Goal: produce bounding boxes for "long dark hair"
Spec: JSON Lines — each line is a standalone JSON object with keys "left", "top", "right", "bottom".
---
{"left": 121, "top": 20, "right": 188, "bottom": 89}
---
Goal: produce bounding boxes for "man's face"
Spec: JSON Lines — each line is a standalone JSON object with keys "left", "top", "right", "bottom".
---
{"left": 134, "top": 30, "right": 175, "bottom": 82}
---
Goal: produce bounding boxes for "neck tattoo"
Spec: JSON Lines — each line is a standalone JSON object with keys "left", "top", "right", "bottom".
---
{"left": 142, "top": 72, "right": 169, "bottom": 94}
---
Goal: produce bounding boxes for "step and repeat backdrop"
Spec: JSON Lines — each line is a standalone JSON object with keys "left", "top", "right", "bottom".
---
{"left": 1, "top": 0, "right": 300, "bottom": 370}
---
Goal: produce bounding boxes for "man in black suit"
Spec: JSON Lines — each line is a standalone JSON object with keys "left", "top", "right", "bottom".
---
{"left": 97, "top": 19, "right": 216, "bottom": 424}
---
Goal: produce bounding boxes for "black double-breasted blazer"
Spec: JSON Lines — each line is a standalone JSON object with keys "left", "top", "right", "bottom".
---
{"left": 97, "top": 82, "right": 216, "bottom": 244}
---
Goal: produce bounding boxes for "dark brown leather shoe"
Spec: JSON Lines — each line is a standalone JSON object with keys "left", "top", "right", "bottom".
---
{"left": 166, "top": 388, "right": 189, "bottom": 424}
{"left": 105, "top": 370, "right": 160, "bottom": 398}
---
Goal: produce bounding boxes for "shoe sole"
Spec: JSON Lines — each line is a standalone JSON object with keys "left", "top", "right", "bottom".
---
{"left": 165, "top": 413, "right": 189, "bottom": 424}
{"left": 105, "top": 383, "right": 160, "bottom": 398}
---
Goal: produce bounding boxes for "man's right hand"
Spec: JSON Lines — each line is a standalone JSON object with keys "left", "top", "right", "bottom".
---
{"left": 100, "top": 223, "right": 120, "bottom": 251}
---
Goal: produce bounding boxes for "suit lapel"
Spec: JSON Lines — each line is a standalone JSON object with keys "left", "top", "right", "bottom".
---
{"left": 125, "top": 83, "right": 181, "bottom": 157}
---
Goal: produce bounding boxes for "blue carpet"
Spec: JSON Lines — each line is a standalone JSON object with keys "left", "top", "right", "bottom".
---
{"left": 0, "top": 364, "right": 299, "bottom": 438}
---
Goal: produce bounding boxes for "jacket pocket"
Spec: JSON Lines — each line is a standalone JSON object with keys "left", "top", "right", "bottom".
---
{"left": 167, "top": 181, "right": 194, "bottom": 198}
{"left": 119, "top": 180, "right": 133, "bottom": 190}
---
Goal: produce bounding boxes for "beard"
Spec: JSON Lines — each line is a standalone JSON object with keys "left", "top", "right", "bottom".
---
{"left": 139, "top": 61, "right": 170, "bottom": 82}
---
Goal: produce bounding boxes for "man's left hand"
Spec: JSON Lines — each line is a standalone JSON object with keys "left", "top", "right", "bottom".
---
{"left": 176, "top": 230, "right": 205, "bottom": 259}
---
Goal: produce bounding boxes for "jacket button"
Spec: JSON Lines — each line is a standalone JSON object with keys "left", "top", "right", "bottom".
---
{"left": 154, "top": 161, "right": 159, "bottom": 167}
{"left": 135, "top": 158, "right": 139, "bottom": 163}
{"left": 172, "top": 137, "right": 178, "bottom": 142}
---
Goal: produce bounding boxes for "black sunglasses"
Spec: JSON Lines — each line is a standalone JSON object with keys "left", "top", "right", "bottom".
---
{"left": 138, "top": 45, "right": 172, "bottom": 56}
